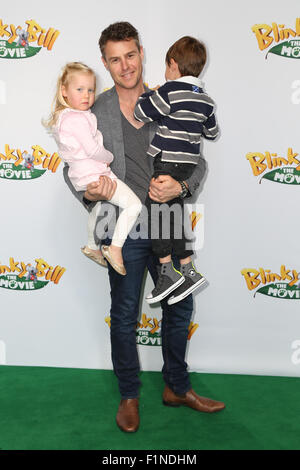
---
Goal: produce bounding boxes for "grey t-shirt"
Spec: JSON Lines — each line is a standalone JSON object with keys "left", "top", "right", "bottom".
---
{"left": 121, "top": 112, "right": 152, "bottom": 204}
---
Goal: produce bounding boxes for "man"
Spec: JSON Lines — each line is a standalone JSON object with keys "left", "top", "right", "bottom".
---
{"left": 63, "top": 22, "right": 225, "bottom": 433}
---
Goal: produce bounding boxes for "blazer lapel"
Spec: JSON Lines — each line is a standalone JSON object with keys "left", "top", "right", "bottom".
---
{"left": 102, "top": 87, "right": 126, "bottom": 180}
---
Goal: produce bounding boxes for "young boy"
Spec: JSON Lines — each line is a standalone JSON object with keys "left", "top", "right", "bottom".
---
{"left": 134, "top": 36, "right": 219, "bottom": 305}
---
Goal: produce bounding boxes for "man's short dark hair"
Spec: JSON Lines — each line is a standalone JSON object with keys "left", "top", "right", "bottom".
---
{"left": 99, "top": 22, "right": 141, "bottom": 58}
{"left": 166, "top": 36, "right": 206, "bottom": 77}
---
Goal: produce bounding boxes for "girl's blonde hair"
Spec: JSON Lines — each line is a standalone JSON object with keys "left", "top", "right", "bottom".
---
{"left": 44, "top": 62, "right": 96, "bottom": 128}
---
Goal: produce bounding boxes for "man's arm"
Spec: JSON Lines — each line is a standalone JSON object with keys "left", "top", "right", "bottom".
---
{"left": 149, "top": 157, "right": 207, "bottom": 202}
{"left": 63, "top": 164, "right": 116, "bottom": 211}
{"left": 63, "top": 164, "right": 94, "bottom": 211}
{"left": 184, "top": 157, "right": 207, "bottom": 195}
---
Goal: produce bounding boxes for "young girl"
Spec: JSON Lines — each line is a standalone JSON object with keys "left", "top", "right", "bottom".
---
{"left": 45, "top": 62, "right": 142, "bottom": 275}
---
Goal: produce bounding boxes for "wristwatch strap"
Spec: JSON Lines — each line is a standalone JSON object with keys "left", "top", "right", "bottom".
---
{"left": 179, "top": 180, "right": 188, "bottom": 198}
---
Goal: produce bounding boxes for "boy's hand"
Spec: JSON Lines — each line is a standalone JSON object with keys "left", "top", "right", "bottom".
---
{"left": 149, "top": 175, "right": 185, "bottom": 202}
{"left": 84, "top": 176, "right": 117, "bottom": 202}
{"left": 152, "top": 85, "right": 160, "bottom": 91}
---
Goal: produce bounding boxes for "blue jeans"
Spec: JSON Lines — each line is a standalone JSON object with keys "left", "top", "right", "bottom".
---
{"left": 104, "top": 235, "right": 193, "bottom": 399}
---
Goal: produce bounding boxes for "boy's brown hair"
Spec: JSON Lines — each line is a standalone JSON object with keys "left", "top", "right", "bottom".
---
{"left": 166, "top": 36, "right": 206, "bottom": 77}
{"left": 99, "top": 22, "right": 141, "bottom": 58}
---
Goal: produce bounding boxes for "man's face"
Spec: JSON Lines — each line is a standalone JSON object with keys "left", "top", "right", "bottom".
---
{"left": 102, "top": 39, "right": 144, "bottom": 90}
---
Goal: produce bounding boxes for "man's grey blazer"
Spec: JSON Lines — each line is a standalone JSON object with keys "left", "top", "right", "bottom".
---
{"left": 63, "top": 86, "right": 207, "bottom": 238}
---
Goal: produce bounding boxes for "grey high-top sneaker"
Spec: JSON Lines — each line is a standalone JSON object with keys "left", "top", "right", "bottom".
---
{"left": 167, "top": 262, "right": 207, "bottom": 305}
{"left": 146, "top": 261, "right": 185, "bottom": 304}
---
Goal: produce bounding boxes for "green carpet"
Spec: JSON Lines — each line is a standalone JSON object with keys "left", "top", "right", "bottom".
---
{"left": 0, "top": 365, "right": 299, "bottom": 450}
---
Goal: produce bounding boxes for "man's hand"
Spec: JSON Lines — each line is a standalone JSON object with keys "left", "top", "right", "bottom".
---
{"left": 84, "top": 175, "right": 117, "bottom": 202}
{"left": 149, "top": 175, "right": 184, "bottom": 203}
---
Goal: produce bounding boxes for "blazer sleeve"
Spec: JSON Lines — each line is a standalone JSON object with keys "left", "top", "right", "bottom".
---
{"left": 185, "top": 156, "right": 207, "bottom": 196}
{"left": 62, "top": 164, "right": 96, "bottom": 212}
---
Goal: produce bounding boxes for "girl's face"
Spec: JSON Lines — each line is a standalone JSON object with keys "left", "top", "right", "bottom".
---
{"left": 61, "top": 72, "right": 96, "bottom": 111}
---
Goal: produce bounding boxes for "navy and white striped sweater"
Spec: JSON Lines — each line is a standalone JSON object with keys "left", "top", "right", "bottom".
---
{"left": 134, "top": 76, "right": 219, "bottom": 164}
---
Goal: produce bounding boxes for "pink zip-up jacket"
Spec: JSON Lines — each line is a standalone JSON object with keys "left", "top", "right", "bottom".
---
{"left": 54, "top": 108, "right": 117, "bottom": 191}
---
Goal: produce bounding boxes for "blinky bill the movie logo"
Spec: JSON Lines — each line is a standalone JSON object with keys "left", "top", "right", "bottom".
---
{"left": 0, "top": 258, "right": 66, "bottom": 291}
{"left": 0, "top": 19, "right": 59, "bottom": 59}
{"left": 252, "top": 19, "right": 300, "bottom": 59}
{"left": 241, "top": 265, "right": 300, "bottom": 300}
{"left": 105, "top": 314, "right": 199, "bottom": 347}
{"left": 0, "top": 145, "right": 61, "bottom": 180}
{"left": 246, "top": 148, "right": 300, "bottom": 185}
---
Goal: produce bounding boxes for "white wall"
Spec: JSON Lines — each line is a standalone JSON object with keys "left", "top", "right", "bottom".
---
{"left": 1, "top": 0, "right": 300, "bottom": 377}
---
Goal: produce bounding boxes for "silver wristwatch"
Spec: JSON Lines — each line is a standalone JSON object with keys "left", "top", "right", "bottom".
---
{"left": 179, "top": 181, "right": 188, "bottom": 199}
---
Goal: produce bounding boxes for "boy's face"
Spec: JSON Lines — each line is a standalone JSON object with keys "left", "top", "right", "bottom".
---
{"left": 102, "top": 39, "right": 144, "bottom": 90}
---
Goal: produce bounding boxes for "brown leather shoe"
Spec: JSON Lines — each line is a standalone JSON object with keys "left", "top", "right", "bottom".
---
{"left": 116, "top": 398, "right": 139, "bottom": 432}
{"left": 163, "top": 386, "right": 225, "bottom": 413}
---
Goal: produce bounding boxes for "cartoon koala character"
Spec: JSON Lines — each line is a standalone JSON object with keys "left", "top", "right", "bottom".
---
{"left": 16, "top": 27, "right": 29, "bottom": 49}
{"left": 22, "top": 153, "right": 35, "bottom": 172}
{"left": 25, "top": 265, "right": 38, "bottom": 282}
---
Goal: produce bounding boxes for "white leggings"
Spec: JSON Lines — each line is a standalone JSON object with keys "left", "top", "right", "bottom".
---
{"left": 87, "top": 178, "right": 142, "bottom": 250}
